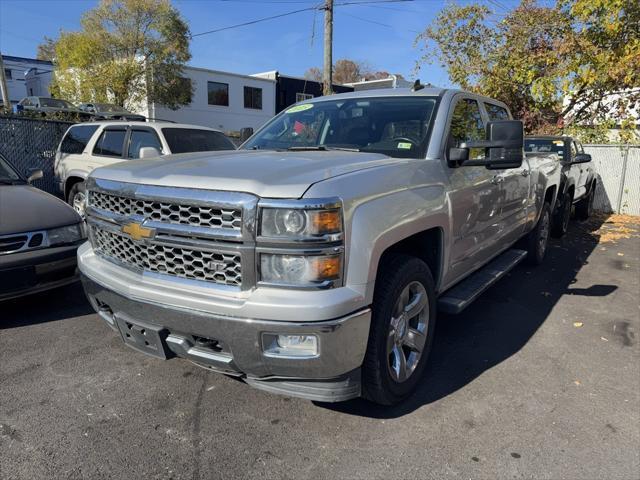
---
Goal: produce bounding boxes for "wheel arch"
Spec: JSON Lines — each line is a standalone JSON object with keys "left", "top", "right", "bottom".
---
{"left": 64, "top": 173, "right": 87, "bottom": 201}
{"left": 376, "top": 227, "right": 444, "bottom": 294}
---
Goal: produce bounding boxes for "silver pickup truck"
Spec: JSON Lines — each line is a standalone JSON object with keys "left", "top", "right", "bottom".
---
{"left": 78, "top": 87, "right": 560, "bottom": 405}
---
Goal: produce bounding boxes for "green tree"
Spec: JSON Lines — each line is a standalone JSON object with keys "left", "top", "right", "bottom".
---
{"left": 304, "top": 59, "right": 392, "bottom": 85}
{"left": 416, "top": 0, "right": 639, "bottom": 141}
{"left": 44, "top": 0, "right": 192, "bottom": 110}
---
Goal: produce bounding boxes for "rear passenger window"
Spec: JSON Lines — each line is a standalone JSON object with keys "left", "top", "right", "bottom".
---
{"left": 450, "top": 99, "right": 485, "bottom": 159}
{"left": 484, "top": 103, "right": 510, "bottom": 121}
{"left": 93, "top": 129, "right": 126, "bottom": 157}
{"left": 162, "top": 128, "right": 236, "bottom": 153}
{"left": 60, "top": 125, "right": 99, "bottom": 154}
{"left": 128, "top": 130, "right": 162, "bottom": 158}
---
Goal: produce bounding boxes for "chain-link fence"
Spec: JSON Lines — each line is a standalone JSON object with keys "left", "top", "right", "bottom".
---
{"left": 0, "top": 116, "right": 73, "bottom": 195}
{"left": 584, "top": 145, "right": 640, "bottom": 216}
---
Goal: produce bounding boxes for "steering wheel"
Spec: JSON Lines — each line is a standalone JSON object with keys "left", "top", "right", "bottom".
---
{"left": 390, "top": 136, "right": 420, "bottom": 148}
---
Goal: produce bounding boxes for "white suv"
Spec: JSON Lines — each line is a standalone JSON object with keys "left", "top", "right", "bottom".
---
{"left": 54, "top": 121, "right": 236, "bottom": 216}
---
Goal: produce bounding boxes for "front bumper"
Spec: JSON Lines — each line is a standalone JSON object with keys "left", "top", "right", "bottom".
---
{"left": 82, "top": 275, "right": 371, "bottom": 402}
{"left": 0, "top": 244, "right": 80, "bottom": 301}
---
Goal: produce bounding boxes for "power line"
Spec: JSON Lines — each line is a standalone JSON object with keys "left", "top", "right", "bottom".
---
{"left": 190, "top": 0, "right": 416, "bottom": 38}
{"left": 190, "top": 6, "right": 320, "bottom": 37}
{"left": 340, "top": 10, "right": 421, "bottom": 33}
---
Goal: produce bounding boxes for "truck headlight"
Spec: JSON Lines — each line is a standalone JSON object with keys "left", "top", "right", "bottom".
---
{"left": 260, "top": 253, "right": 341, "bottom": 286}
{"left": 260, "top": 207, "right": 342, "bottom": 239}
{"left": 47, "top": 223, "right": 84, "bottom": 246}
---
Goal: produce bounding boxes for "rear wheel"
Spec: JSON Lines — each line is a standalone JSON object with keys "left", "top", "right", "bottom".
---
{"left": 362, "top": 254, "right": 436, "bottom": 405}
{"left": 551, "top": 190, "right": 573, "bottom": 238}
{"left": 68, "top": 181, "right": 87, "bottom": 219}
{"left": 526, "top": 202, "right": 551, "bottom": 265}
{"left": 575, "top": 184, "right": 595, "bottom": 220}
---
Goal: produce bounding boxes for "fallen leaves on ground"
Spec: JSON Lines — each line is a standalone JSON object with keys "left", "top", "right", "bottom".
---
{"left": 584, "top": 213, "right": 640, "bottom": 244}
{"left": 573, "top": 322, "right": 584, "bottom": 327}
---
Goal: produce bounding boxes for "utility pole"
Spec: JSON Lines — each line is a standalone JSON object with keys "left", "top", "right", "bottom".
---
{"left": 0, "top": 52, "right": 11, "bottom": 110}
{"left": 322, "top": 0, "right": 333, "bottom": 96}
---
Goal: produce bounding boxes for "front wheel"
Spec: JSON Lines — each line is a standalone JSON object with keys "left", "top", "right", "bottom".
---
{"left": 362, "top": 254, "right": 437, "bottom": 405}
{"left": 68, "top": 181, "right": 87, "bottom": 219}
{"left": 526, "top": 202, "right": 551, "bottom": 265}
{"left": 551, "top": 191, "right": 573, "bottom": 238}
{"left": 575, "top": 184, "right": 595, "bottom": 220}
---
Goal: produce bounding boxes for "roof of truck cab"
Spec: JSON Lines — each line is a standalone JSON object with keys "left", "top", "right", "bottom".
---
{"left": 301, "top": 87, "right": 511, "bottom": 110}
{"left": 526, "top": 135, "right": 571, "bottom": 141}
{"left": 305, "top": 87, "right": 449, "bottom": 102}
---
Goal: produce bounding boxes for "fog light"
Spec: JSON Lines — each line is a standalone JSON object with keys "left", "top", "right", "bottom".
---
{"left": 262, "top": 333, "right": 318, "bottom": 358}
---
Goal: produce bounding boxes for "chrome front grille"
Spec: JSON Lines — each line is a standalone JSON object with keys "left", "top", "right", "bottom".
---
{"left": 89, "top": 191, "right": 242, "bottom": 230}
{"left": 91, "top": 226, "right": 243, "bottom": 287}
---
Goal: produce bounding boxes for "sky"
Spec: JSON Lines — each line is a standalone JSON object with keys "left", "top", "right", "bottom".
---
{"left": 0, "top": 0, "right": 518, "bottom": 87}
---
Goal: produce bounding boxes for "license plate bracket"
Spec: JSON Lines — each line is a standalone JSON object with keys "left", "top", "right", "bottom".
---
{"left": 115, "top": 316, "right": 170, "bottom": 359}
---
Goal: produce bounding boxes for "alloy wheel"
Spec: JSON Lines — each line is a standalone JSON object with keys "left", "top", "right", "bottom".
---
{"left": 538, "top": 210, "right": 550, "bottom": 258}
{"left": 386, "top": 281, "right": 429, "bottom": 383}
{"left": 72, "top": 191, "right": 87, "bottom": 218}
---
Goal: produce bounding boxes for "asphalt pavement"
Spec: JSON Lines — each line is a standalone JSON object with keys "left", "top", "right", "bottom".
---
{"left": 1, "top": 216, "right": 639, "bottom": 480}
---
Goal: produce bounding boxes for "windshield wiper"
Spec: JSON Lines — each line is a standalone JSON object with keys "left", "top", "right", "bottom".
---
{"left": 286, "top": 146, "right": 361, "bottom": 152}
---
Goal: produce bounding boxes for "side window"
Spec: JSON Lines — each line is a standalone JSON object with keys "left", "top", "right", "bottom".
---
{"left": 208, "top": 82, "right": 229, "bottom": 106}
{"left": 93, "top": 129, "right": 126, "bottom": 157}
{"left": 484, "top": 103, "right": 510, "bottom": 121}
{"left": 570, "top": 141, "right": 578, "bottom": 160}
{"left": 244, "top": 86, "right": 262, "bottom": 110}
{"left": 575, "top": 141, "right": 583, "bottom": 154}
{"left": 60, "top": 125, "right": 99, "bottom": 154}
{"left": 128, "top": 130, "right": 162, "bottom": 158}
{"left": 296, "top": 93, "right": 313, "bottom": 102}
{"left": 449, "top": 99, "right": 485, "bottom": 159}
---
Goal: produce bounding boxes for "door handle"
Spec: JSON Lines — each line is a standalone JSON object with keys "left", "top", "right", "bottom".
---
{"left": 521, "top": 169, "right": 530, "bottom": 177}
{"left": 491, "top": 175, "right": 504, "bottom": 185}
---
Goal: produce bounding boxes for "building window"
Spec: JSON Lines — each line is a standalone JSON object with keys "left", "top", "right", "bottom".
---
{"left": 208, "top": 81, "right": 229, "bottom": 106}
{"left": 296, "top": 93, "right": 313, "bottom": 102}
{"left": 244, "top": 86, "right": 262, "bottom": 110}
{"left": 4, "top": 69, "right": 11, "bottom": 80}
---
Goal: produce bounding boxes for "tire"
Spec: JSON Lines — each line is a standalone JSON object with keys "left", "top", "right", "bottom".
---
{"left": 575, "top": 183, "right": 595, "bottom": 220}
{"left": 551, "top": 190, "right": 573, "bottom": 238}
{"left": 525, "top": 202, "right": 551, "bottom": 265}
{"left": 362, "top": 254, "right": 437, "bottom": 405}
{"left": 67, "top": 181, "right": 87, "bottom": 219}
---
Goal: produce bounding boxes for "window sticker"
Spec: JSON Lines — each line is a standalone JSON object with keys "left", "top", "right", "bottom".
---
{"left": 397, "top": 142, "right": 412, "bottom": 149}
{"left": 286, "top": 104, "right": 314, "bottom": 113}
{"left": 553, "top": 140, "right": 564, "bottom": 146}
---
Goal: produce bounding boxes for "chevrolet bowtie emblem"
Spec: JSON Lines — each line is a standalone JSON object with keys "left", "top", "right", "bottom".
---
{"left": 121, "top": 222, "right": 154, "bottom": 241}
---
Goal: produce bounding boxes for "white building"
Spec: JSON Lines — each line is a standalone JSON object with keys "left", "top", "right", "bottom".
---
{"left": 2, "top": 55, "right": 53, "bottom": 104}
{"left": 137, "top": 66, "right": 276, "bottom": 134}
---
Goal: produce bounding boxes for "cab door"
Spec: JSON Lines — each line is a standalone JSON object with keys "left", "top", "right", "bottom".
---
{"left": 482, "top": 102, "right": 530, "bottom": 245}
{"left": 446, "top": 97, "right": 504, "bottom": 284}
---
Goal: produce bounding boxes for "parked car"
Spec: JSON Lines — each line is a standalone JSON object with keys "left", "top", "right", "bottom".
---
{"left": 78, "top": 87, "right": 560, "bottom": 405}
{"left": 77, "top": 103, "right": 146, "bottom": 122}
{"left": 0, "top": 154, "right": 85, "bottom": 301}
{"left": 16, "top": 96, "right": 89, "bottom": 118}
{"left": 525, "top": 136, "right": 596, "bottom": 236}
{"left": 54, "top": 121, "right": 237, "bottom": 217}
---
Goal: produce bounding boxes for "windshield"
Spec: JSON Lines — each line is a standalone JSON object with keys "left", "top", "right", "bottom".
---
{"left": 162, "top": 128, "right": 236, "bottom": 153}
{"left": 525, "top": 138, "right": 565, "bottom": 158}
{"left": 242, "top": 96, "right": 438, "bottom": 159}
{"left": 94, "top": 103, "right": 123, "bottom": 113}
{"left": 0, "top": 155, "right": 24, "bottom": 184}
{"left": 40, "top": 98, "right": 75, "bottom": 109}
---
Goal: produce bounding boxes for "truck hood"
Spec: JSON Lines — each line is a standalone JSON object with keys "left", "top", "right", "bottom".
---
{"left": 0, "top": 184, "right": 81, "bottom": 235}
{"left": 90, "top": 150, "right": 404, "bottom": 198}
